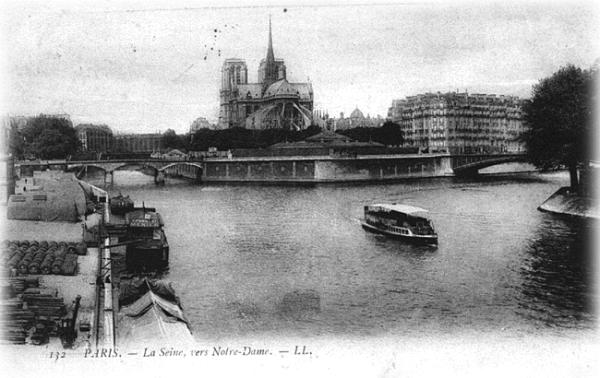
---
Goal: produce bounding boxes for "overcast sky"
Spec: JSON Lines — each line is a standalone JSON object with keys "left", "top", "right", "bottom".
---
{"left": 1, "top": 0, "right": 598, "bottom": 133}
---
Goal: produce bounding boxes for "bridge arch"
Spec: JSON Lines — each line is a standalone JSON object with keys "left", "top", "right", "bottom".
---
{"left": 111, "top": 162, "right": 161, "bottom": 175}
{"left": 452, "top": 154, "right": 528, "bottom": 176}
{"left": 158, "top": 162, "right": 203, "bottom": 172}
{"left": 67, "top": 164, "right": 109, "bottom": 178}
{"left": 159, "top": 162, "right": 203, "bottom": 182}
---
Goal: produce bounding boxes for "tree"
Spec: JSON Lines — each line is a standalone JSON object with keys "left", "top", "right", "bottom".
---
{"left": 189, "top": 126, "right": 323, "bottom": 151}
{"left": 338, "top": 121, "right": 404, "bottom": 146}
{"left": 8, "top": 120, "right": 24, "bottom": 159}
{"left": 22, "top": 115, "right": 80, "bottom": 159}
{"left": 162, "top": 129, "right": 188, "bottom": 151}
{"left": 521, "top": 65, "right": 595, "bottom": 189}
{"left": 378, "top": 121, "right": 404, "bottom": 146}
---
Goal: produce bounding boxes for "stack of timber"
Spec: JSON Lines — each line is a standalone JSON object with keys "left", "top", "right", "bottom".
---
{"left": 1, "top": 277, "right": 38, "bottom": 344}
{"left": 0, "top": 276, "right": 67, "bottom": 345}
{"left": 2, "top": 240, "right": 85, "bottom": 276}
{"left": 0, "top": 298, "right": 34, "bottom": 344}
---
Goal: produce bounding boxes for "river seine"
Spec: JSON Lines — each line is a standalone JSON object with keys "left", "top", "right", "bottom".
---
{"left": 100, "top": 170, "right": 595, "bottom": 339}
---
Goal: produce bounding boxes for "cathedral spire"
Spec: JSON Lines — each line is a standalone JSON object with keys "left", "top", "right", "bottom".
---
{"left": 263, "top": 15, "right": 278, "bottom": 88}
{"left": 267, "top": 15, "right": 275, "bottom": 64}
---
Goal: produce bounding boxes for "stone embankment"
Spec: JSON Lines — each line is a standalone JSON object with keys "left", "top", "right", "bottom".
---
{"left": 538, "top": 187, "right": 598, "bottom": 219}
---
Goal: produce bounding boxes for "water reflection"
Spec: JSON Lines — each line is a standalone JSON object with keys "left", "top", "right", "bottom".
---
{"left": 518, "top": 217, "right": 595, "bottom": 328}
{"left": 367, "top": 233, "right": 438, "bottom": 260}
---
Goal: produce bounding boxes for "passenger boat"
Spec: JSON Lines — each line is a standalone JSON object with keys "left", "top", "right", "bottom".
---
{"left": 124, "top": 209, "right": 169, "bottom": 271}
{"left": 361, "top": 203, "right": 438, "bottom": 244}
{"left": 109, "top": 194, "right": 134, "bottom": 215}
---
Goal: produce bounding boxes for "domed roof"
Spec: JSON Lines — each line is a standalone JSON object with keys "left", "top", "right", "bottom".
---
{"left": 350, "top": 107, "right": 365, "bottom": 119}
{"left": 264, "top": 79, "right": 300, "bottom": 98}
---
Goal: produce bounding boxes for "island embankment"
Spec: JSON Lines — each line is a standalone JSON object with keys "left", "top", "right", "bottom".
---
{"left": 538, "top": 186, "right": 598, "bottom": 219}
{"left": 538, "top": 167, "right": 598, "bottom": 219}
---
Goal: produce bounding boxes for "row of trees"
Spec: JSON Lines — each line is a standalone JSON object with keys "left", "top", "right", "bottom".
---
{"left": 337, "top": 121, "right": 404, "bottom": 146}
{"left": 187, "top": 125, "right": 324, "bottom": 151}
{"left": 7, "top": 117, "right": 402, "bottom": 160}
{"left": 161, "top": 126, "right": 324, "bottom": 151}
{"left": 162, "top": 123, "right": 404, "bottom": 151}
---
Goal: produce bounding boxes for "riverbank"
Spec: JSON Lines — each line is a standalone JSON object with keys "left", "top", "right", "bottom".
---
{"left": 2, "top": 170, "right": 193, "bottom": 350}
{"left": 1, "top": 207, "right": 101, "bottom": 349}
{"left": 538, "top": 186, "right": 599, "bottom": 219}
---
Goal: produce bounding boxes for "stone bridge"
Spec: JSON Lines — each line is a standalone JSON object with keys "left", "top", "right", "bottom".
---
{"left": 19, "top": 159, "right": 203, "bottom": 183}
{"left": 16, "top": 153, "right": 529, "bottom": 183}
{"left": 61, "top": 159, "right": 203, "bottom": 183}
{"left": 451, "top": 153, "right": 528, "bottom": 177}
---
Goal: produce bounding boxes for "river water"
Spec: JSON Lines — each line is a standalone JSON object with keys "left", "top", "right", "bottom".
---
{"left": 93, "top": 170, "right": 595, "bottom": 339}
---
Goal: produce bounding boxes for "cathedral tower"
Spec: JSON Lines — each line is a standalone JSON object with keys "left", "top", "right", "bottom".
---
{"left": 219, "top": 59, "right": 248, "bottom": 128}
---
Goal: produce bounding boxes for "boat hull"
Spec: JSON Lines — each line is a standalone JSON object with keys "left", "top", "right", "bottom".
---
{"left": 361, "top": 221, "right": 438, "bottom": 245}
{"left": 126, "top": 244, "right": 169, "bottom": 270}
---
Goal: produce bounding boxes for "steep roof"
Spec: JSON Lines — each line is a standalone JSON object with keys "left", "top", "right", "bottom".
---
{"left": 237, "top": 83, "right": 263, "bottom": 99}
{"left": 304, "top": 130, "right": 353, "bottom": 143}
{"left": 292, "top": 83, "right": 313, "bottom": 101}
{"left": 264, "top": 79, "right": 300, "bottom": 98}
{"left": 350, "top": 108, "right": 365, "bottom": 119}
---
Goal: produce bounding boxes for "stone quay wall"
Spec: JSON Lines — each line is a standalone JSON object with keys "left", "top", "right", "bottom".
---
{"left": 201, "top": 154, "right": 453, "bottom": 183}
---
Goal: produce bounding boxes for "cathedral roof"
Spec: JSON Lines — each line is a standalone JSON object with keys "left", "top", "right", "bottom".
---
{"left": 237, "top": 84, "right": 263, "bottom": 98}
{"left": 293, "top": 83, "right": 313, "bottom": 101}
{"left": 264, "top": 79, "right": 301, "bottom": 98}
{"left": 350, "top": 108, "right": 365, "bottom": 119}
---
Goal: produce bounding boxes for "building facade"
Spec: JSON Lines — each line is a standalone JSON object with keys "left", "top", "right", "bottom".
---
{"left": 388, "top": 92, "right": 525, "bottom": 154}
{"left": 74, "top": 124, "right": 113, "bottom": 153}
{"left": 113, "top": 133, "right": 163, "bottom": 153}
{"left": 218, "top": 19, "right": 313, "bottom": 130}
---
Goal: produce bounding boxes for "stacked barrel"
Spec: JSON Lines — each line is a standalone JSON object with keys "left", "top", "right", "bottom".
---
{"left": 2, "top": 240, "right": 86, "bottom": 276}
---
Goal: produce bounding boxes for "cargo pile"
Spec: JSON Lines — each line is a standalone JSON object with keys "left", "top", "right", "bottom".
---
{"left": 2, "top": 240, "right": 86, "bottom": 276}
{"left": 0, "top": 277, "right": 67, "bottom": 345}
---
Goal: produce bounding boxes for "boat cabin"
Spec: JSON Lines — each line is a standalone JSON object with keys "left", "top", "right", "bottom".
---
{"left": 126, "top": 210, "right": 163, "bottom": 235}
{"left": 364, "top": 204, "right": 435, "bottom": 236}
{"left": 124, "top": 210, "right": 169, "bottom": 270}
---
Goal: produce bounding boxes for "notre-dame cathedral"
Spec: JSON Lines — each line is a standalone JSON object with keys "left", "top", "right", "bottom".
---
{"left": 217, "top": 18, "right": 314, "bottom": 130}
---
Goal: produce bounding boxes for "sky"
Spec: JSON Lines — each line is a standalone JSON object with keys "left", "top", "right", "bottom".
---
{"left": 1, "top": 0, "right": 598, "bottom": 133}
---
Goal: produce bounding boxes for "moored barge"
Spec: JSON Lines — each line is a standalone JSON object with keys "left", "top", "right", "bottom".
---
{"left": 123, "top": 208, "right": 169, "bottom": 271}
